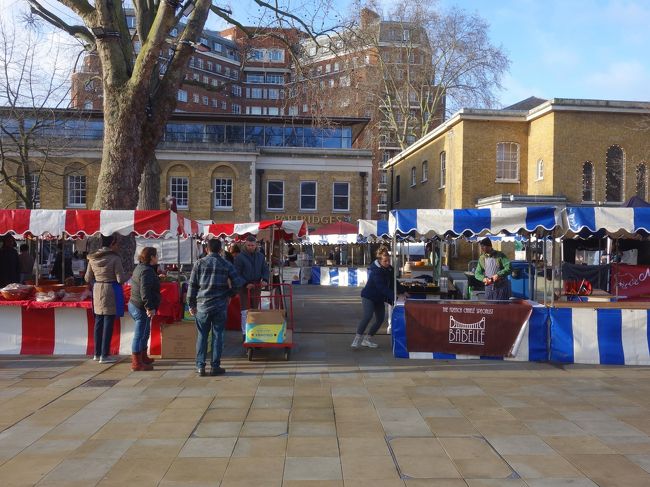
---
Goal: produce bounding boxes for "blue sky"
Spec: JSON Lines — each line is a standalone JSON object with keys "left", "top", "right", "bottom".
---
{"left": 3, "top": 0, "right": 649, "bottom": 109}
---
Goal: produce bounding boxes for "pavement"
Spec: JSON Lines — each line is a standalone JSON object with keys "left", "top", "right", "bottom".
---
{"left": 2, "top": 287, "right": 650, "bottom": 486}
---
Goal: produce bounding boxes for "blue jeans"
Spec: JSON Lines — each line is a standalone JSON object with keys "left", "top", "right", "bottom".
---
{"left": 94, "top": 314, "right": 115, "bottom": 357}
{"left": 356, "top": 297, "right": 386, "bottom": 336}
{"left": 195, "top": 308, "right": 227, "bottom": 369}
{"left": 128, "top": 302, "right": 151, "bottom": 354}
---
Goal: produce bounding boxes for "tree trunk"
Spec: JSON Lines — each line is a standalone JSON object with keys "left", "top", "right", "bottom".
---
{"left": 138, "top": 153, "right": 161, "bottom": 210}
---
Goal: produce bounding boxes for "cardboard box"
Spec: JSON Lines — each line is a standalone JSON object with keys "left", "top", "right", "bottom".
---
{"left": 161, "top": 321, "right": 197, "bottom": 358}
{"left": 246, "top": 310, "right": 286, "bottom": 343}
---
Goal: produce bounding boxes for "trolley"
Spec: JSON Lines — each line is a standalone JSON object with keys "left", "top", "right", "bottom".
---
{"left": 243, "top": 283, "right": 294, "bottom": 361}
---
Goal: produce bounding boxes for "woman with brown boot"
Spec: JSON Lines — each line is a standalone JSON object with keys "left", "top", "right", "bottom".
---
{"left": 128, "top": 247, "right": 161, "bottom": 371}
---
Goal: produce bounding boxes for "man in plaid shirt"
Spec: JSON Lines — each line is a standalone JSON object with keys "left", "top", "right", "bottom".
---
{"left": 188, "top": 238, "right": 245, "bottom": 376}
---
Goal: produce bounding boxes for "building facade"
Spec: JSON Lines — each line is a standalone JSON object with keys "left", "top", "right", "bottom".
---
{"left": 384, "top": 98, "right": 650, "bottom": 211}
{"left": 0, "top": 111, "right": 373, "bottom": 230}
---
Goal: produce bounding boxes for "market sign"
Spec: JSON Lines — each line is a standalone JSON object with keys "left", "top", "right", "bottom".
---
{"left": 611, "top": 264, "right": 650, "bottom": 298}
{"left": 404, "top": 300, "right": 533, "bottom": 357}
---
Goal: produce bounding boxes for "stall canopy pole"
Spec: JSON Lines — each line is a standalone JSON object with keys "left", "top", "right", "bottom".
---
{"left": 392, "top": 232, "right": 397, "bottom": 308}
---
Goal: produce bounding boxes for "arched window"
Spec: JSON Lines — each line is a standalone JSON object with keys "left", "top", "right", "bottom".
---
{"left": 410, "top": 166, "right": 417, "bottom": 187}
{"left": 536, "top": 159, "right": 544, "bottom": 180}
{"left": 605, "top": 145, "right": 624, "bottom": 202}
{"left": 637, "top": 163, "right": 648, "bottom": 199}
{"left": 439, "top": 151, "right": 446, "bottom": 188}
{"left": 421, "top": 160, "right": 428, "bottom": 182}
{"left": 496, "top": 142, "right": 519, "bottom": 182}
{"left": 582, "top": 161, "right": 594, "bottom": 202}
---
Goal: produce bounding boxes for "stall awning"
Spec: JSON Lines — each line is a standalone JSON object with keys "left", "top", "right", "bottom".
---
{"left": 202, "top": 220, "right": 307, "bottom": 240}
{"left": 564, "top": 207, "right": 650, "bottom": 237}
{"left": 0, "top": 209, "right": 199, "bottom": 238}
{"left": 358, "top": 219, "right": 390, "bottom": 239}
{"left": 389, "top": 207, "right": 561, "bottom": 238}
{"left": 305, "top": 220, "right": 358, "bottom": 245}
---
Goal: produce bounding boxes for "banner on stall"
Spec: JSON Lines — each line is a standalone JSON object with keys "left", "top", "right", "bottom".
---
{"left": 611, "top": 264, "right": 650, "bottom": 298}
{"left": 404, "top": 300, "right": 533, "bottom": 357}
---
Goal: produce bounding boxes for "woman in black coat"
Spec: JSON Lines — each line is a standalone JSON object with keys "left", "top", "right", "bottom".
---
{"left": 128, "top": 247, "right": 161, "bottom": 371}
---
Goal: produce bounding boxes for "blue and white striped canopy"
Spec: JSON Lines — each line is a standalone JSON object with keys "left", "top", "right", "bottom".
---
{"left": 358, "top": 219, "right": 390, "bottom": 239}
{"left": 565, "top": 207, "right": 650, "bottom": 236}
{"left": 389, "top": 207, "right": 561, "bottom": 238}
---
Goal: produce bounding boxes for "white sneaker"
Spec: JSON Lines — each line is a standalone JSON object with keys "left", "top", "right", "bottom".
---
{"left": 92, "top": 355, "right": 99, "bottom": 361}
{"left": 351, "top": 335, "right": 362, "bottom": 349}
{"left": 361, "top": 336, "right": 378, "bottom": 348}
{"left": 99, "top": 356, "right": 117, "bottom": 364}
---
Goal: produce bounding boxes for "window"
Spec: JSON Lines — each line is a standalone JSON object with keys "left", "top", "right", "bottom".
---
{"left": 246, "top": 73, "right": 265, "bottom": 83}
{"left": 582, "top": 161, "right": 594, "bottom": 202}
{"left": 421, "top": 160, "right": 428, "bottom": 182}
{"left": 269, "top": 49, "right": 284, "bottom": 62}
{"left": 170, "top": 177, "right": 189, "bottom": 209}
{"left": 232, "top": 85, "right": 241, "bottom": 96}
{"left": 211, "top": 79, "right": 218, "bottom": 87}
{"left": 177, "top": 90, "right": 187, "bottom": 102}
{"left": 637, "top": 163, "right": 647, "bottom": 199}
{"left": 202, "top": 75, "right": 209, "bottom": 84}
{"left": 221, "top": 101, "right": 227, "bottom": 110}
{"left": 496, "top": 142, "right": 519, "bottom": 181}
{"left": 268, "top": 107, "right": 279, "bottom": 116}
{"left": 214, "top": 178, "right": 233, "bottom": 209}
{"left": 402, "top": 29, "right": 410, "bottom": 41}
{"left": 126, "top": 16, "right": 136, "bottom": 28}
{"left": 606, "top": 145, "right": 624, "bottom": 202}
{"left": 410, "top": 167, "right": 417, "bottom": 187}
{"left": 268, "top": 88, "right": 279, "bottom": 100}
{"left": 207, "top": 61, "right": 213, "bottom": 71}
{"left": 248, "top": 106, "right": 262, "bottom": 115}
{"left": 224, "top": 67, "right": 230, "bottom": 77}
{"left": 200, "top": 38, "right": 208, "bottom": 46}
{"left": 170, "top": 28, "right": 178, "bottom": 37}
{"left": 288, "top": 106, "right": 298, "bottom": 116}
{"left": 27, "top": 174, "right": 40, "bottom": 208}
{"left": 439, "top": 151, "right": 446, "bottom": 188}
{"left": 250, "top": 88, "right": 263, "bottom": 99}
{"left": 266, "top": 74, "right": 284, "bottom": 84}
{"left": 250, "top": 49, "right": 264, "bottom": 61}
{"left": 536, "top": 159, "right": 544, "bottom": 180}
{"left": 325, "top": 64, "right": 331, "bottom": 73}
{"left": 267, "top": 180, "right": 284, "bottom": 210}
{"left": 192, "top": 73, "right": 199, "bottom": 80}
{"left": 83, "top": 101, "right": 93, "bottom": 110}
{"left": 395, "top": 175, "right": 401, "bottom": 203}
{"left": 192, "top": 93, "right": 199, "bottom": 103}
{"left": 196, "top": 59, "right": 203, "bottom": 70}
{"left": 67, "top": 175, "right": 86, "bottom": 208}
{"left": 333, "top": 182, "right": 350, "bottom": 211}
{"left": 215, "top": 64, "right": 222, "bottom": 73}
{"left": 300, "top": 181, "right": 317, "bottom": 210}
{"left": 211, "top": 99, "right": 218, "bottom": 108}
{"left": 328, "top": 79, "right": 335, "bottom": 88}
{"left": 302, "top": 104, "right": 308, "bottom": 113}
{"left": 232, "top": 104, "right": 241, "bottom": 114}
{"left": 202, "top": 96, "right": 209, "bottom": 105}
{"left": 333, "top": 62, "right": 339, "bottom": 72}
{"left": 213, "top": 42, "right": 222, "bottom": 52}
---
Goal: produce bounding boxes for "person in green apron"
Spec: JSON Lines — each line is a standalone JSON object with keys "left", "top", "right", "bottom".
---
{"left": 475, "top": 237, "right": 512, "bottom": 300}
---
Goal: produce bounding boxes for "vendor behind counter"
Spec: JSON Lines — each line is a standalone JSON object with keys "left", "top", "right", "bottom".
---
{"left": 474, "top": 237, "right": 512, "bottom": 300}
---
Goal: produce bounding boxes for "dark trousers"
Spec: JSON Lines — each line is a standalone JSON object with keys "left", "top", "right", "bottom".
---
{"left": 94, "top": 314, "right": 115, "bottom": 357}
{"left": 356, "top": 297, "right": 386, "bottom": 336}
{"left": 195, "top": 308, "right": 227, "bottom": 369}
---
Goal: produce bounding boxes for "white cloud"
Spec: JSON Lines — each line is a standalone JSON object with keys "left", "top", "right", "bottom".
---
{"left": 584, "top": 61, "right": 650, "bottom": 101}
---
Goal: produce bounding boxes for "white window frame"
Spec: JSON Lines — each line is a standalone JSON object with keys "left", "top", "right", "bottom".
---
{"left": 66, "top": 174, "right": 87, "bottom": 208}
{"left": 299, "top": 181, "right": 317, "bottom": 211}
{"left": 213, "top": 177, "right": 233, "bottom": 210}
{"left": 169, "top": 176, "right": 189, "bottom": 209}
{"left": 439, "top": 151, "right": 446, "bottom": 189}
{"left": 268, "top": 88, "right": 279, "bottom": 100}
{"left": 30, "top": 174, "right": 41, "bottom": 208}
{"left": 332, "top": 182, "right": 350, "bottom": 212}
{"left": 496, "top": 142, "right": 520, "bottom": 182}
{"left": 232, "top": 85, "right": 241, "bottom": 96}
{"left": 267, "top": 180, "right": 284, "bottom": 211}
{"left": 536, "top": 159, "right": 544, "bottom": 181}
{"left": 269, "top": 49, "right": 284, "bottom": 62}
{"left": 192, "top": 93, "right": 199, "bottom": 103}
{"left": 202, "top": 95, "right": 209, "bottom": 106}
{"left": 232, "top": 104, "right": 241, "bottom": 114}
{"left": 410, "top": 167, "right": 417, "bottom": 187}
{"left": 177, "top": 90, "right": 187, "bottom": 102}
{"left": 421, "top": 160, "right": 428, "bottom": 183}
{"left": 250, "top": 87, "right": 263, "bottom": 99}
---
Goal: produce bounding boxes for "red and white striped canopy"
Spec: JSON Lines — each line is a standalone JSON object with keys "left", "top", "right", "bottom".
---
{"left": 0, "top": 209, "right": 200, "bottom": 239}
{"left": 202, "top": 220, "right": 307, "bottom": 240}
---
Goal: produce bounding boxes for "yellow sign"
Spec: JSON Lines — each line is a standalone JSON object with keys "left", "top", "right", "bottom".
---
{"left": 245, "top": 323, "right": 286, "bottom": 343}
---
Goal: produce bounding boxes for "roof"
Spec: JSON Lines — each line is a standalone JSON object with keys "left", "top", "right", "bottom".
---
{"left": 502, "top": 96, "right": 547, "bottom": 111}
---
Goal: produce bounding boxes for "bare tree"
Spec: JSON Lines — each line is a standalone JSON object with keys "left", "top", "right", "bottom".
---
{"left": 0, "top": 20, "right": 88, "bottom": 209}
{"left": 24, "top": 0, "right": 341, "bottom": 211}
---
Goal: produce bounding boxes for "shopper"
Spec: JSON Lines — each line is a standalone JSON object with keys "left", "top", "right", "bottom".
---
{"left": 188, "top": 238, "right": 245, "bottom": 377}
{"left": 475, "top": 237, "right": 512, "bottom": 300}
{"left": 225, "top": 243, "right": 240, "bottom": 264}
{"left": 85, "top": 234, "right": 127, "bottom": 364}
{"left": 128, "top": 247, "right": 161, "bottom": 371}
{"left": 352, "top": 247, "right": 396, "bottom": 349}
{"left": 0, "top": 235, "right": 20, "bottom": 287}
{"left": 18, "top": 244, "right": 34, "bottom": 284}
{"left": 234, "top": 235, "right": 269, "bottom": 336}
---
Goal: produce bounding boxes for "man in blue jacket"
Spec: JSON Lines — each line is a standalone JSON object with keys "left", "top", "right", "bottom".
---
{"left": 234, "top": 235, "right": 270, "bottom": 336}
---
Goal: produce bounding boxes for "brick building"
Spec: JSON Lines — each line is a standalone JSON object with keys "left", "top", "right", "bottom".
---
{"left": 0, "top": 110, "right": 373, "bottom": 229}
{"left": 383, "top": 98, "right": 650, "bottom": 211}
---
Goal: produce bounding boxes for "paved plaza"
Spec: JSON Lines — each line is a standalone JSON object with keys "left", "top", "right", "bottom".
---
{"left": 2, "top": 287, "right": 650, "bottom": 486}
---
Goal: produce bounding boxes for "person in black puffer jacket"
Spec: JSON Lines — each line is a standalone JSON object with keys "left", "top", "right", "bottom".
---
{"left": 351, "top": 246, "right": 398, "bottom": 350}
{"left": 128, "top": 247, "right": 161, "bottom": 371}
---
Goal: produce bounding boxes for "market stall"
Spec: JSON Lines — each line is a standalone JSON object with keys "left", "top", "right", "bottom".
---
{"left": 0, "top": 209, "right": 195, "bottom": 355}
{"left": 202, "top": 219, "right": 306, "bottom": 329}
{"left": 550, "top": 206, "right": 650, "bottom": 365}
{"left": 388, "top": 207, "right": 561, "bottom": 360}
{"left": 306, "top": 220, "right": 367, "bottom": 287}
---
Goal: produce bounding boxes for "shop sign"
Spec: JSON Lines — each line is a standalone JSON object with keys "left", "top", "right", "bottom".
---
{"left": 272, "top": 214, "right": 351, "bottom": 224}
{"left": 611, "top": 264, "right": 650, "bottom": 298}
{"left": 405, "top": 300, "right": 532, "bottom": 357}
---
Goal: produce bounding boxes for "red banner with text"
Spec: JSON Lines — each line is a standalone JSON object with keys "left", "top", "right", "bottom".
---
{"left": 611, "top": 264, "right": 650, "bottom": 298}
{"left": 405, "top": 300, "right": 533, "bottom": 357}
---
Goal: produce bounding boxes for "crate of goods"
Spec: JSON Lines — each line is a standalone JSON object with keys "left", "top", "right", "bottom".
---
{"left": 160, "top": 321, "right": 197, "bottom": 358}
{"left": 245, "top": 310, "right": 286, "bottom": 344}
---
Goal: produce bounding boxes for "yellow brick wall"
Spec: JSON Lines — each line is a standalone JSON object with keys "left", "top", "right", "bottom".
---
{"left": 528, "top": 113, "right": 555, "bottom": 195}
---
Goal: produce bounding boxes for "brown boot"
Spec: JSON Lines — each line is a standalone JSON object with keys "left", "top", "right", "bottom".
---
{"left": 131, "top": 353, "right": 153, "bottom": 371}
{"left": 141, "top": 349, "right": 155, "bottom": 365}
